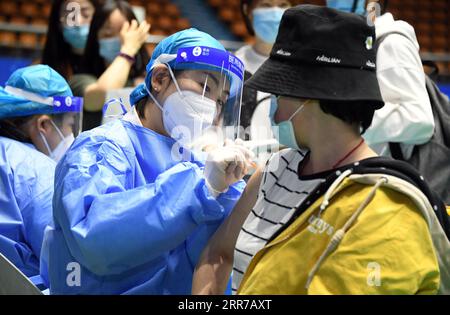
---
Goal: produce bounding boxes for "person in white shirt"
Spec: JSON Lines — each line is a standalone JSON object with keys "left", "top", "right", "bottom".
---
{"left": 328, "top": 0, "right": 434, "bottom": 159}
{"left": 364, "top": 5, "right": 434, "bottom": 159}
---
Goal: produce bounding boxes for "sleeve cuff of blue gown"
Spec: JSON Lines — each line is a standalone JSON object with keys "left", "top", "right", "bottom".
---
{"left": 204, "top": 179, "right": 227, "bottom": 198}
{"left": 193, "top": 179, "right": 227, "bottom": 224}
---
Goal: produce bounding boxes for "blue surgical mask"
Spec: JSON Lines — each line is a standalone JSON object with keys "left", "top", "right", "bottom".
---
{"left": 99, "top": 37, "right": 122, "bottom": 63}
{"left": 270, "top": 96, "right": 308, "bottom": 150}
{"left": 63, "top": 25, "right": 90, "bottom": 50}
{"left": 327, "top": 0, "right": 366, "bottom": 15}
{"left": 252, "top": 7, "right": 285, "bottom": 44}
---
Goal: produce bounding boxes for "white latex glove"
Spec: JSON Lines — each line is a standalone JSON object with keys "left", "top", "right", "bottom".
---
{"left": 204, "top": 140, "right": 255, "bottom": 197}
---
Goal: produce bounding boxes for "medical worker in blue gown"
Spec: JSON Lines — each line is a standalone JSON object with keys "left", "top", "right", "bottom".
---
{"left": 0, "top": 65, "right": 83, "bottom": 280}
{"left": 41, "top": 28, "right": 253, "bottom": 294}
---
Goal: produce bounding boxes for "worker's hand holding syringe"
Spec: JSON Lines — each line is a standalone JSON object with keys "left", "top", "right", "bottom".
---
{"left": 204, "top": 139, "right": 257, "bottom": 197}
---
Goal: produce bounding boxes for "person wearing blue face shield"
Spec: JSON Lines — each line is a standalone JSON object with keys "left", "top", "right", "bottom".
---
{"left": 236, "top": 0, "right": 293, "bottom": 165}
{"left": 42, "top": 0, "right": 98, "bottom": 79}
{"left": 41, "top": 28, "right": 254, "bottom": 295}
{"left": 0, "top": 65, "right": 83, "bottom": 282}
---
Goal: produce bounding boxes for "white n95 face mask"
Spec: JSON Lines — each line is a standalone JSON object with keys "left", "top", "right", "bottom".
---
{"left": 145, "top": 65, "right": 217, "bottom": 146}
{"left": 50, "top": 133, "right": 75, "bottom": 162}
{"left": 162, "top": 90, "right": 217, "bottom": 143}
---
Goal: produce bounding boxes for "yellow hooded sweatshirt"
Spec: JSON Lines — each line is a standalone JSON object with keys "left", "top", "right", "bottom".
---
{"left": 238, "top": 173, "right": 450, "bottom": 295}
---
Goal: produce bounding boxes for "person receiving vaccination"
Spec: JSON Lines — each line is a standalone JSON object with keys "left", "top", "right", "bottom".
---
{"left": 0, "top": 65, "right": 83, "bottom": 280}
{"left": 41, "top": 28, "right": 252, "bottom": 294}
{"left": 193, "top": 6, "right": 450, "bottom": 295}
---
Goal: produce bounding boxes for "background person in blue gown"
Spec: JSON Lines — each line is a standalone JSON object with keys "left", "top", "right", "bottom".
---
{"left": 0, "top": 65, "right": 83, "bottom": 282}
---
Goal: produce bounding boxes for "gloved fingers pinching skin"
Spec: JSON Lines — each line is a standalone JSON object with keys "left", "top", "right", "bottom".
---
{"left": 204, "top": 143, "right": 253, "bottom": 195}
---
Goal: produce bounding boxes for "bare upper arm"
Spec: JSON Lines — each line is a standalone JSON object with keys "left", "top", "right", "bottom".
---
{"left": 209, "top": 167, "right": 264, "bottom": 261}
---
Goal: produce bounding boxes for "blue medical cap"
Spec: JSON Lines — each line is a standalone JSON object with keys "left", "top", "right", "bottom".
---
{"left": 0, "top": 65, "right": 73, "bottom": 119}
{"left": 130, "top": 28, "right": 226, "bottom": 105}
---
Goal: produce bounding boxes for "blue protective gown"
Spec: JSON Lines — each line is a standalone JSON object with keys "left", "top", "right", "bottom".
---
{"left": 41, "top": 119, "right": 245, "bottom": 294}
{"left": 0, "top": 136, "right": 55, "bottom": 278}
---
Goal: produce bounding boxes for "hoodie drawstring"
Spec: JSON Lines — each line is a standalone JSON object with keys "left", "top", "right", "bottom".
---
{"left": 305, "top": 176, "right": 388, "bottom": 290}
{"left": 319, "top": 169, "right": 353, "bottom": 217}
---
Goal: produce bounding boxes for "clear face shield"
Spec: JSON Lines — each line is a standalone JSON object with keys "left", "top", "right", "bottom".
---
{"left": 163, "top": 46, "right": 244, "bottom": 149}
{"left": 3, "top": 85, "right": 83, "bottom": 161}
{"left": 39, "top": 96, "right": 83, "bottom": 162}
{"left": 44, "top": 97, "right": 83, "bottom": 162}
{"left": 52, "top": 97, "right": 83, "bottom": 137}
{"left": 3, "top": 86, "right": 83, "bottom": 137}
{"left": 52, "top": 111, "right": 82, "bottom": 137}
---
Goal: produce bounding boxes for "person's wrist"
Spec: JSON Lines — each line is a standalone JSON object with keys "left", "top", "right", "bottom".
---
{"left": 205, "top": 178, "right": 224, "bottom": 198}
{"left": 120, "top": 45, "right": 137, "bottom": 58}
{"left": 118, "top": 49, "right": 136, "bottom": 64}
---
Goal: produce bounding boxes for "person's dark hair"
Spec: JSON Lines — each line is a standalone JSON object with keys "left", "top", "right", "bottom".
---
{"left": 135, "top": 96, "right": 147, "bottom": 119}
{"left": 351, "top": 0, "right": 361, "bottom": 12}
{"left": 319, "top": 100, "right": 377, "bottom": 134}
{"left": 42, "top": 0, "right": 99, "bottom": 79}
{"left": 0, "top": 116, "right": 33, "bottom": 143}
{"left": 0, "top": 113, "right": 66, "bottom": 143}
{"left": 378, "top": 0, "right": 388, "bottom": 14}
{"left": 82, "top": 0, "right": 149, "bottom": 79}
{"left": 240, "top": 0, "right": 256, "bottom": 36}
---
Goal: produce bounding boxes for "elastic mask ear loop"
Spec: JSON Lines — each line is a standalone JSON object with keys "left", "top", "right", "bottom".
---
{"left": 165, "top": 63, "right": 184, "bottom": 96}
{"left": 40, "top": 119, "right": 66, "bottom": 156}
{"left": 288, "top": 100, "right": 310, "bottom": 121}
{"left": 49, "top": 119, "right": 66, "bottom": 142}
{"left": 39, "top": 132, "right": 53, "bottom": 156}
{"left": 145, "top": 63, "right": 183, "bottom": 112}
{"left": 144, "top": 81, "right": 164, "bottom": 112}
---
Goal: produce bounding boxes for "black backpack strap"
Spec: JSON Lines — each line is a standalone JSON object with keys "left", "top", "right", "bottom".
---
{"left": 422, "top": 59, "right": 440, "bottom": 78}
{"left": 389, "top": 142, "right": 405, "bottom": 160}
{"left": 268, "top": 157, "right": 450, "bottom": 243}
{"left": 357, "top": 157, "right": 450, "bottom": 240}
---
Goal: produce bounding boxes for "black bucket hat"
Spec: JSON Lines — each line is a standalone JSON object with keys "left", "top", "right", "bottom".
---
{"left": 245, "top": 5, "right": 384, "bottom": 109}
